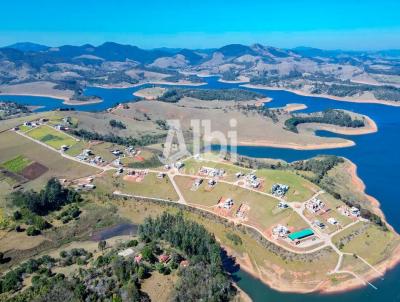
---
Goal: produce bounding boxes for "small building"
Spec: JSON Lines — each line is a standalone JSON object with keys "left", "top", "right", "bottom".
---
{"left": 305, "top": 198, "right": 325, "bottom": 213}
{"left": 157, "top": 172, "right": 166, "bottom": 179}
{"left": 112, "top": 149, "right": 123, "bottom": 156}
{"left": 277, "top": 201, "right": 289, "bottom": 209}
{"left": 118, "top": 248, "right": 134, "bottom": 257}
{"left": 235, "top": 172, "right": 244, "bottom": 178}
{"left": 60, "top": 145, "right": 69, "bottom": 151}
{"left": 328, "top": 217, "right": 338, "bottom": 225}
{"left": 220, "top": 198, "right": 234, "bottom": 209}
{"left": 313, "top": 220, "right": 326, "bottom": 229}
{"left": 164, "top": 164, "right": 171, "bottom": 170}
{"left": 350, "top": 207, "right": 361, "bottom": 217}
{"left": 193, "top": 178, "right": 203, "bottom": 188}
{"left": 134, "top": 255, "right": 142, "bottom": 263}
{"left": 83, "top": 149, "right": 93, "bottom": 156}
{"left": 180, "top": 260, "right": 189, "bottom": 267}
{"left": 208, "top": 179, "right": 216, "bottom": 187}
{"left": 288, "top": 229, "right": 314, "bottom": 241}
{"left": 272, "top": 225, "right": 290, "bottom": 238}
{"left": 159, "top": 254, "right": 170, "bottom": 263}
{"left": 271, "top": 184, "right": 289, "bottom": 197}
{"left": 175, "top": 161, "right": 184, "bottom": 169}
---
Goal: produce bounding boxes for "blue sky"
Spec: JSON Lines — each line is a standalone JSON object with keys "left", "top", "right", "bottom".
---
{"left": 1, "top": 0, "right": 400, "bottom": 49}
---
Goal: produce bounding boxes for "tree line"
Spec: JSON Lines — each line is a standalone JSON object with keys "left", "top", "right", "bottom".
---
{"left": 285, "top": 109, "right": 365, "bottom": 133}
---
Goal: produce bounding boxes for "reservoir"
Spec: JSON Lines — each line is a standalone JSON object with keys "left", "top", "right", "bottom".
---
{"left": 2, "top": 76, "right": 400, "bottom": 301}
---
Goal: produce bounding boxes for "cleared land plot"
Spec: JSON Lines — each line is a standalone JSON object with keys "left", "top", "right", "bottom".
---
{"left": 341, "top": 254, "right": 371, "bottom": 276}
{"left": 26, "top": 125, "right": 78, "bottom": 149}
{"left": 1, "top": 155, "right": 32, "bottom": 173}
{"left": 174, "top": 175, "right": 308, "bottom": 232}
{"left": 94, "top": 171, "right": 179, "bottom": 201}
{"left": 256, "top": 169, "right": 318, "bottom": 202}
{"left": 333, "top": 222, "right": 398, "bottom": 265}
{"left": 0, "top": 131, "right": 100, "bottom": 190}
{"left": 181, "top": 158, "right": 252, "bottom": 182}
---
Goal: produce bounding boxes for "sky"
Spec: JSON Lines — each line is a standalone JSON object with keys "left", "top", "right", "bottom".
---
{"left": 1, "top": 0, "right": 400, "bottom": 50}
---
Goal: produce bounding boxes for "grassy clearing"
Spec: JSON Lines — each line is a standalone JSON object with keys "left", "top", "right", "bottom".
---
{"left": 341, "top": 254, "right": 371, "bottom": 275}
{"left": 26, "top": 125, "right": 78, "bottom": 149}
{"left": 1, "top": 155, "right": 32, "bottom": 173}
{"left": 174, "top": 175, "right": 308, "bottom": 231}
{"left": 182, "top": 158, "right": 252, "bottom": 182}
{"left": 256, "top": 169, "right": 318, "bottom": 202}
{"left": 333, "top": 222, "right": 398, "bottom": 265}
{"left": 94, "top": 171, "right": 179, "bottom": 201}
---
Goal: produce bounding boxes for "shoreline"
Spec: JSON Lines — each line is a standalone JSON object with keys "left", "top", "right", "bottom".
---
{"left": 221, "top": 159, "right": 400, "bottom": 295}
{"left": 241, "top": 84, "right": 400, "bottom": 107}
{"left": 0, "top": 92, "right": 102, "bottom": 106}
{"left": 302, "top": 113, "right": 378, "bottom": 136}
{"left": 237, "top": 139, "right": 356, "bottom": 150}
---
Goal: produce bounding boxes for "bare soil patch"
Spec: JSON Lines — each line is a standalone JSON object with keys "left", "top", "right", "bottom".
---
{"left": 20, "top": 162, "right": 49, "bottom": 180}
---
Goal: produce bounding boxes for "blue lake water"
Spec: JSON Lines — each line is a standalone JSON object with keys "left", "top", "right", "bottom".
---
{"left": 1, "top": 76, "right": 400, "bottom": 301}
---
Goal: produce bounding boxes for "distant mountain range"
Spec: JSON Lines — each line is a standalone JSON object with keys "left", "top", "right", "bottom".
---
{"left": 1, "top": 41, "right": 400, "bottom": 103}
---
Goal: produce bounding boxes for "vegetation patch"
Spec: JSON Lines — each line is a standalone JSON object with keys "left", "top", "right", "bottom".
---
{"left": 27, "top": 125, "right": 77, "bottom": 149}
{"left": 285, "top": 109, "right": 365, "bottom": 133}
{"left": 1, "top": 155, "right": 32, "bottom": 174}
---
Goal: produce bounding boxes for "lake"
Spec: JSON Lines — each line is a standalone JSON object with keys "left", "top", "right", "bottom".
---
{"left": 1, "top": 76, "right": 400, "bottom": 301}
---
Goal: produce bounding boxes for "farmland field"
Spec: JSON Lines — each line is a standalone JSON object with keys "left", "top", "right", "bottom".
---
{"left": 1, "top": 155, "right": 32, "bottom": 173}
{"left": 26, "top": 125, "right": 78, "bottom": 149}
{"left": 0, "top": 131, "right": 100, "bottom": 190}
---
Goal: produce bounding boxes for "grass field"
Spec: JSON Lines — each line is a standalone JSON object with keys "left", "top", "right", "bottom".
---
{"left": 181, "top": 158, "right": 252, "bottom": 182}
{"left": 26, "top": 125, "right": 78, "bottom": 149}
{"left": 0, "top": 131, "right": 100, "bottom": 191}
{"left": 94, "top": 171, "right": 179, "bottom": 201}
{"left": 1, "top": 155, "right": 32, "bottom": 173}
{"left": 333, "top": 222, "right": 398, "bottom": 265}
{"left": 174, "top": 175, "right": 308, "bottom": 232}
{"left": 256, "top": 169, "right": 318, "bottom": 202}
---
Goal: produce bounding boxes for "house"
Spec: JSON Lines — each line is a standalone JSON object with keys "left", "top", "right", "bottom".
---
{"left": 175, "top": 161, "right": 184, "bottom": 169}
{"left": 313, "top": 220, "right": 326, "bottom": 229}
{"left": 199, "top": 166, "right": 225, "bottom": 177}
{"left": 350, "top": 207, "right": 361, "bottom": 217}
{"left": 83, "top": 149, "right": 93, "bottom": 156}
{"left": 157, "top": 172, "right": 166, "bottom": 179}
{"left": 180, "top": 260, "right": 189, "bottom": 267}
{"left": 55, "top": 124, "right": 66, "bottom": 131}
{"left": 220, "top": 198, "right": 234, "bottom": 209}
{"left": 235, "top": 172, "right": 244, "bottom": 178}
{"left": 305, "top": 198, "right": 325, "bottom": 213}
{"left": 193, "top": 178, "right": 203, "bottom": 188}
{"left": 134, "top": 255, "right": 142, "bottom": 263}
{"left": 112, "top": 150, "right": 123, "bottom": 156}
{"left": 60, "top": 145, "right": 69, "bottom": 151}
{"left": 245, "top": 174, "right": 261, "bottom": 188}
{"left": 39, "top": 118, "right": 49, "bottom": 123}
{"left": 277, "top": 201, "right": 289, "bottom": 209}
{"left": 208, "top": 179, "right": 216, "bottom": 187}
{"left": 159, "top": 254, "right": 171, "bottom": 263}
{"left": 271, "top": 184, "right": 289, "bottom": 197}
{"left": 328, "top": 217, "right": 338, "bottom": 225}
{"left": 164, "top": 164, "right": 171, "bottom": 170}
{"left": 272, "top": 225, "right": 290, "bottom": 238}
{"left": 13, "top": 126, "right": 20, "bottom": 131}
{"left": 118, "top": 248, "right": 135, "bottom": 257}
{"left": 23, "top": 121, "right": 32, "bottom": 126}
